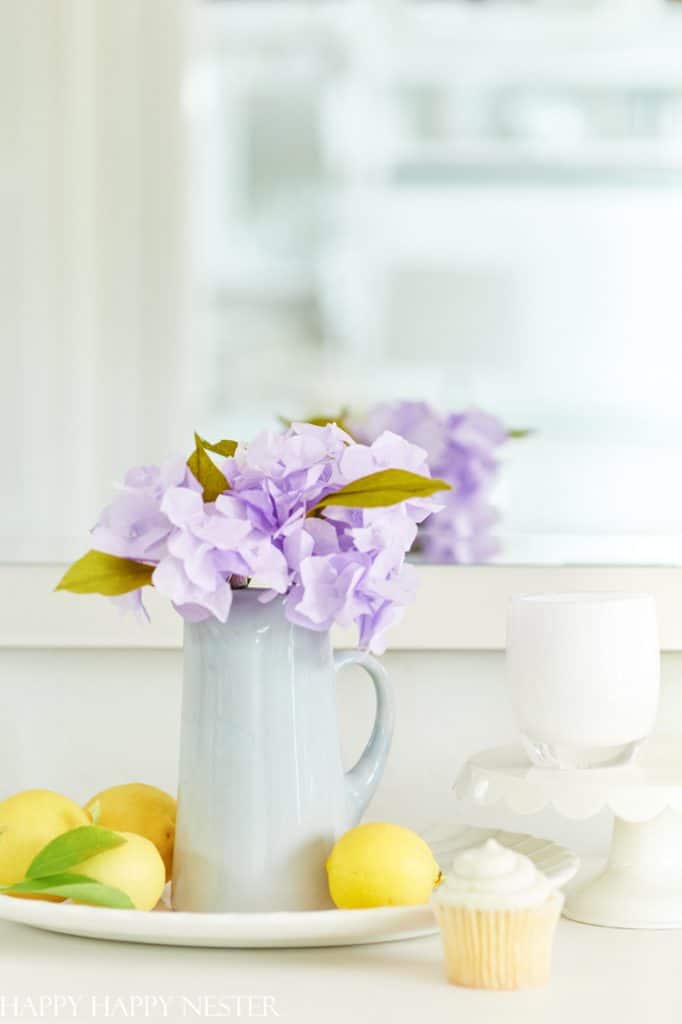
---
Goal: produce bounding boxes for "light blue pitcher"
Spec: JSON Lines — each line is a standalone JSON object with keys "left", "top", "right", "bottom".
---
{"left": 172, "top": 588, "right": 394, "bottom": 912}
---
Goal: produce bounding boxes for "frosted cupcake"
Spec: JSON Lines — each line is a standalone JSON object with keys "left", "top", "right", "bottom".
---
{"left": 431, "top": 838, "right": 563, "bottom": 990}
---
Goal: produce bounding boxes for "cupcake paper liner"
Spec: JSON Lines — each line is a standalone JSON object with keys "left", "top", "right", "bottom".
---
{"left": 432, "top": 891, "right": 564, "bottom": 991}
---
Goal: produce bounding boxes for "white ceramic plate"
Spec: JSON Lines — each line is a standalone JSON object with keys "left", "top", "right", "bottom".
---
{"left": 0, "top": 826, "right": 579, "bottom": 948}
{"left": 421, "top": 824, "right": 580, "bottom": 891}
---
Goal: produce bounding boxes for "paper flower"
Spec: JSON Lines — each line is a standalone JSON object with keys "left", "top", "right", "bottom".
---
{"left": 57, "top": 425, "right": 448, "bottom": 654}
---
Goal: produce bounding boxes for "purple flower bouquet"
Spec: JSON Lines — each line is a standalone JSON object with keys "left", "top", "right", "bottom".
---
{"left": 57, "top": 424, "right": 449, "bottom": 654}
{"left": 355, "top": 402, "right": 509, "bottom": 564}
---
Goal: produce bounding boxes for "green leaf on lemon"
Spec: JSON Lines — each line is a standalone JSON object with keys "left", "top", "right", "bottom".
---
{"left": 187, "top": 432, "right": 235, "bottom": 502}
{"left": 26, "top": 826, "right": 125, "bottom": 879}
{"left": 1, "top": 873, "right": 134, "bottom": 909}
{"left": 55, "top": 551, "right": 155, "bottom": 596}
{"left": 306, "top": 469, "right": 451, "bottom": 517}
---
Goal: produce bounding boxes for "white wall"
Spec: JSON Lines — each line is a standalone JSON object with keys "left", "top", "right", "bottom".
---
{"left": 0, "top": 0, "right": 190, "bottom": 562}
{"left": 4, "top": 646, "right": 682, "bottom": 859}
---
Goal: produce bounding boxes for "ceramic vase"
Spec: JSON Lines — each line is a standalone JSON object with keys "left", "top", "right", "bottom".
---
{"left": 172, "top": 589, "right": 394, "bottom": 912}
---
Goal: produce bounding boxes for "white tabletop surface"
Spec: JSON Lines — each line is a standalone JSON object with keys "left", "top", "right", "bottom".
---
{"left": 0, "top": 911, "right": 680, "bottom": 1024}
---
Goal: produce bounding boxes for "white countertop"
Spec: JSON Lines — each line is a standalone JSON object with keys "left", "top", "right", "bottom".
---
{"left": 2, "top": 644, "right": 682, "bottom": 1022}
{"left": 1, "top": 913, "right": 680, "bottom": 1024}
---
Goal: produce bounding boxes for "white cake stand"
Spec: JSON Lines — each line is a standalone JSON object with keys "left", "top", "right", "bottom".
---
{"left": 454, "top": 733, "right": 682, "bottom": 929}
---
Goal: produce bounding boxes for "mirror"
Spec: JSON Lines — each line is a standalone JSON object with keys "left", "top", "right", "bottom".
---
{"left": 4, "top": 1, "right": 682, "bottom": 566}
{"left": 190, "top": 2, "right": 682, "bottom": 565}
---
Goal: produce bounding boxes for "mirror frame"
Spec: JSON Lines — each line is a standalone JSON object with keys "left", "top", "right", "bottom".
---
{"left": 6, "top": 564, "right": 682, "bottom": 651}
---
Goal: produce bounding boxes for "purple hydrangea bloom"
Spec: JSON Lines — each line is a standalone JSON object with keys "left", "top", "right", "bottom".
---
{"left": 352, "top": 402, "right": 507, "bottom": 564}
{"left": 91, "top": 457, "right": 197, "bottom": 562}
{"left": 89, "top": 424, "right": 442, "bottom": 654}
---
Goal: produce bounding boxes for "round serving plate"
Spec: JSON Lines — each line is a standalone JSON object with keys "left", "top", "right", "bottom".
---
{"left": 0, "top": 825, "right": 579, "bottom": 948}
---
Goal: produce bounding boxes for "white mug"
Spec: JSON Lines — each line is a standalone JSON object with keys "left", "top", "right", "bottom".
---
{"left": 507, "top": 592, "right": 660, "bottom": 769}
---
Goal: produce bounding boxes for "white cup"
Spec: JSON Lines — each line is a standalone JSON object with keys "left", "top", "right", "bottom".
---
{"left": 507, "top": 592, "right": 660, "bottom": 769}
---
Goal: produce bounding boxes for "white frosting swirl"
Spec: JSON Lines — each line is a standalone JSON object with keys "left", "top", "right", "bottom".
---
{"left": 432, "top": 839, "right": 552, "bottom": 910}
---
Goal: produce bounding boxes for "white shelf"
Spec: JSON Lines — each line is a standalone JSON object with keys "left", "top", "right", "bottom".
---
{"left": 199, "top": 1, "right": 682, "bottom": 53}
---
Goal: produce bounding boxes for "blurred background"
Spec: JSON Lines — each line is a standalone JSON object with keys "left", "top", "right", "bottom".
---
{"left": 2, "top": 0, "right": 682, "bottom": 565}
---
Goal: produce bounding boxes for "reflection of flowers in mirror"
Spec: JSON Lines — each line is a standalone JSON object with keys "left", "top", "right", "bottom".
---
{"left": 353, "top": 402, "right": 511, "bottom": 565}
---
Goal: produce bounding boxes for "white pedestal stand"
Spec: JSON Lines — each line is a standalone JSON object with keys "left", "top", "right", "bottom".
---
{"left": 454, "top": 734, "right": 682, "bottom": 929}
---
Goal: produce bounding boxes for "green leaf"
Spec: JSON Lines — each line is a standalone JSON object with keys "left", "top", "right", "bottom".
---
{"left": 187, "top": 432, "right": 232, "bottom": 502}
{"left": 508, "top": 427, "right": 534, "bottom": 439}
{"left": 1, "top": 873, "right": 135, "bottom": 909}
{"left": 55, "top": 551, "right": 154, "bottom": 596}
{"left": 306, "top": 468, "right": 451, "bottom": 517}
{"left": 26, "top": 826, "right": 126, "bottom": 879}
{"left": 195, "top": 435, "right": 238, "bottom": 458}
{"left": 279, "top": 411, "right": 354, "bottom": 438}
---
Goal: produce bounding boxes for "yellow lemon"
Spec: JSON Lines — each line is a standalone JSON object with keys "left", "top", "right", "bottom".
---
{"left": 0, "top": 789, "right": 91, "bottom": 889}
{"left": 326, "top": 822, "right": 441, "bottom": 909}
{"left": 75, "top": 831, "right": 166, "bottom": 911}
{"left": 84, "top": 784, "right": 176, "bottom": 881}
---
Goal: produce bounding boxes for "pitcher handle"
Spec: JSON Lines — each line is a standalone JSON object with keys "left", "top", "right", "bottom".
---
{"left": 334, "top": 650, "right": 395, "bottom": 825}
